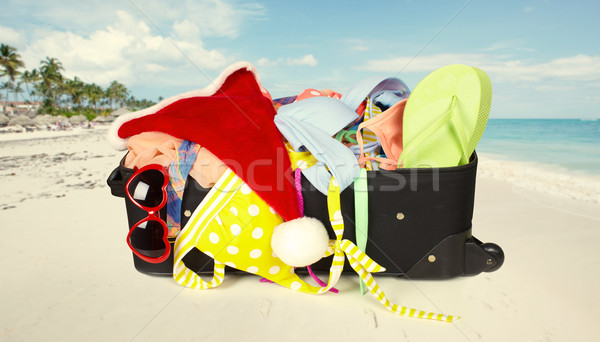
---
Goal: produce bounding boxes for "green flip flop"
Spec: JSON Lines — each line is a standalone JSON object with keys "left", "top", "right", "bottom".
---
{"left": 398, "top": 64, "right": 492, "bottom": 168}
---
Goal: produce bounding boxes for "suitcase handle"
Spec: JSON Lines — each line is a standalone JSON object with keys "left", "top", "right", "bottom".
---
{"left": 106, "top": 166, "right": 126, "bottom": 198}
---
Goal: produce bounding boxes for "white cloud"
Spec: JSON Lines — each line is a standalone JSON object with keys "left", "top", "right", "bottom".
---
{"left": 256, "top": 54, "right": 318, "bottom": 67}
{"left": 357, "top": 53, "right": 600, "bottom": 118}
{"left": 523, "top": 6, "right": 535, "bottom": 13}
{"left": 486, "top": 55, "right": 600, "bottom": 82}
{"left": 357, "top": 53, "right": 600, "bottom": 83}
{"left": 0, "top": 25, "right": 26, "bottom": 48}
{"left": 125, "top": 0, "right": 266, "bottom": 38}
{"left": 256, "top": 57, "right": 278, "bottom": 67}
{"left": 1, "top": 0, "right": 266, "bottom": 96}
{"left": 172, "top": 19, "right": 201, "bottom": 42}
{"left": 357, "top": 53, "right": 490, "bottom": 73}
{"left": 5, "top": 0, "right": 266, "bottom": 39}
{"left": 18, "top": 9, "right": 233, "bottom": 87}
{"left": 288, "top": 54, "right": 318, "bottom": 66}
{"left": 481, "top": 40, "right": 535, "bottom": 53}
{"left": 341, "top": 38, "right": 371, "bottom": 52}
{"left": 351, "top": 45, "right": 370, "bottom": 52}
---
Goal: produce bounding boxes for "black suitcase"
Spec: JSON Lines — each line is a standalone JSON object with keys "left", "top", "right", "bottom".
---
{"left": 107, "top": 152, "right": 504, "bottom": 278}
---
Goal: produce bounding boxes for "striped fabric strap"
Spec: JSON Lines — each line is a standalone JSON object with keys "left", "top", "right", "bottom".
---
{"left": 173, "top": 169, "right": 241, "bottom": 289}
{"left": 311, "top": 179, "right": 348, "bottom": 295}
{"left": 343, "top": 240, "right": 457, "bottom": 322}
{"left": 166, "top": 140, "right": 201, "bottom": 237}
{"left": 361, "top": 98, "right": 383, "bottom": 170}
{"left": 326, "top": 177, "right": 458, "bottom": 322}
{"left": 174, "top": 260, "right": 226, "bottom": 290}
{"left": 353, "top": 168, "right": 369, "bottom": 295}
{"left": 362, "top": 98, "right": 382, "bottom": 143}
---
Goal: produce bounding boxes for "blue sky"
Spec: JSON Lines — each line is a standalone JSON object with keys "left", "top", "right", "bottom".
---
{"left": 1, "top": 0, "right": 599, "bottom": 118}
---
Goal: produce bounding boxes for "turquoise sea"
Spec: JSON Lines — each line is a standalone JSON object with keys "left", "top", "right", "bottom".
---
{"left": 477, "top": 119, "right": 600, "bottom": 175}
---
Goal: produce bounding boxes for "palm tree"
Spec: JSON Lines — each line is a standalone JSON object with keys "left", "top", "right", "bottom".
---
{"left": 0, "top": 44, "right": 25, "bottom": 114}
{"left": 39, "top": 57, "right": 64, "bottom": 111}
{"left": 65, "top": 76, "right": 85, "bottom": 112}
{"left": 13, "top": 82, "right": 23, "bottom": 104}
{"left": 21, "top": 69, "right": 40, "bottom": 101}
{"left": 21, "top": 69, "right": 41, "bottom": 115}
{"left": 84, "top": 83, "right": 103, "bottom": 114}
{"left": 21, "top": 70, "right": 32, "bottom": 101}
{"left": 106, "top": 80, "right": 129, "bottom": 109}
{"left": 21, "top": 69, "right": 42, "bottom": 114}
{"left": 126, "top": 95, "right": 135, "bottom": 109}
{"left": 0, "top": 82, "right": 11, "bottom": 111}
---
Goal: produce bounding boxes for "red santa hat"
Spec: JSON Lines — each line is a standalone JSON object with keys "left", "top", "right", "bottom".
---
{"left": 108, "top": 62, "right": 302, "bottom": 223}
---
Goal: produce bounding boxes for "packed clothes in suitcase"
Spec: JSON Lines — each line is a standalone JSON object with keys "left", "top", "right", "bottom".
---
{"left": 107, "top": 62, "right": 504, "bottom": 322}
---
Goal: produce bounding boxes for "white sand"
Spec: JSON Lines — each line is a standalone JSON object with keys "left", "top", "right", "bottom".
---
{"left": 478, "top": 153, "right": 600, "bottom": 205}
{"left": 1, "top": 129, "right": 598, "bottom": 341}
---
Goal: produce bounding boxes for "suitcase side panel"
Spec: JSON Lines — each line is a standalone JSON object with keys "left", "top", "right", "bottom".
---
{"left": 303, "top": 155, "right": 477, "bottom": 275}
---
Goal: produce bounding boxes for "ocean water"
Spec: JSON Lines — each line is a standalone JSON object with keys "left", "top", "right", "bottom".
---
{"left": 477, "top": 119, "right": 600, "bottom": 175}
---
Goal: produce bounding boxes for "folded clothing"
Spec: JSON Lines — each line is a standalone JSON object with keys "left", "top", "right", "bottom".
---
{"left": 124, "top": 131, "right": 227, "bottom": 189}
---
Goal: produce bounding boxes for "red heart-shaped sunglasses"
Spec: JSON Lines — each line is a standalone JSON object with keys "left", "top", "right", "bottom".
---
{"left": 125, "top": 164, "right": 171, "bottom": 263}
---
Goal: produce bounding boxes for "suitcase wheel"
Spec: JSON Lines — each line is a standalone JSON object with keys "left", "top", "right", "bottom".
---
{"left": 481, "top": 242, "right": 504, "bottom": 273}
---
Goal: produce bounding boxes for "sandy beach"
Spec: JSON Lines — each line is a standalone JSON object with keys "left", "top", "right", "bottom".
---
{"left": 1, "top": 127, "right": 598, "bottom": 341}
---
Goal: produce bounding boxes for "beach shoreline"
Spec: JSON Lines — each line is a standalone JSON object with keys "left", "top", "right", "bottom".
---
{"left": 0, "top": 124, "right": 107, "bottom": 142}
{"left": 477, "top": 153, "right": 600, "bottom": 204}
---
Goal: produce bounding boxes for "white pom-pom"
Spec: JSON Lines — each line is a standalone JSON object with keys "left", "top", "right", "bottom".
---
{"left": 271, "top": 217, "right": 330, "bottom": 267}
